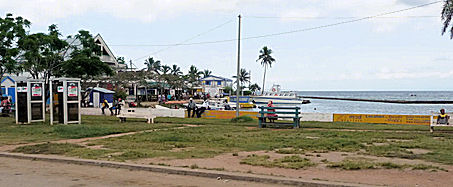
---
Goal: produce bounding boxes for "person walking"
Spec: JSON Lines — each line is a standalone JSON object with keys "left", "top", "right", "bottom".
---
{"left": 187, "top": 98, "right": 196, "bottom": 118}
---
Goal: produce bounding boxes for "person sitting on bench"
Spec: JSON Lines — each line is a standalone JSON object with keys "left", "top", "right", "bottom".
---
{"left": 437, "top": 109, "right": 449, "bottom": 125}
{"left": 267, "top": 101, "right": 278, "bottom": 122}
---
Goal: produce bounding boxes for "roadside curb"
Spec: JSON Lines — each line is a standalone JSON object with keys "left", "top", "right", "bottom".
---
{"left": 0, "top": 152, "right": 366, "bottom": 187}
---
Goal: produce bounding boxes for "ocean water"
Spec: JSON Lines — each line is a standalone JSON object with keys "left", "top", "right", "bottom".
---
{"left": 296, "top": 91, "right": 453, "bottom": 115}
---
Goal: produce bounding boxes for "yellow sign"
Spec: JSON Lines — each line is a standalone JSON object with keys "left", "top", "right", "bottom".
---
{"left": 186, "top": 110, "right": 258, "bottom": 119}
{"left": 333, "top": 114, "right": 431, "bottom": 125}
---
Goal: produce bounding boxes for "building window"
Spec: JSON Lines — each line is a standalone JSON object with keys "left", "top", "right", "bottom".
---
{"left": 217, "top": 81, "right": 221, "bottom": 85}
{"left": 206, "top": 81, "right": 211, "bottom": 85}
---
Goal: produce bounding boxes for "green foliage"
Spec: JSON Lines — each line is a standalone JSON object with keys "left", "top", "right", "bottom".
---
{"left": 249, "top": 83, "right": 261, "bottom": 93}
{"left": 12, "top": 143, "right": 116, "bottom": 159}
{"left": 0, "top": 13, "right": 31, "bottom": 94}
{"left": 188, "top": 65, "right": 202, "bottom": 88}
{"left": 114, "top": 90, "right": 127, "bottom": 100}
{"left": 0, "top": 115, "right": 181, "bottom": 146}
{"left": 13, "top": 143, "right": 84, "bottom": 155}
{"left": 223, "top": 86, "right": 233, "bottom": 94}
{"left": 201, "top": 69, "right": 212, "bottom": 78}
{"left": 231, "top": 115, "right": 254, "bottom": 123}
{"left": 144, "top": 57, "right": 161, "bottom": 74}
{"left": 161, "top": 65, "right": 171, "bottom": 75}
{"left": 240, "top": 154, "right": 315, "bottom": 169}
{"left": 256, "top": 46, "right": 275, "bottom": 94}
{"left": 328, "top": 158, "right": 448, "bottom": 171}
{"left": 20, "top": 24, "right": 68, "bottom": 80}
{"left": 243, "top": 90, "right": 252, "bottom": 95}
{"left": 58, "top": 30, "right": 114, "bottom": 79}
{"left": 442, "top": 0, "right": 453, "bottom": 39}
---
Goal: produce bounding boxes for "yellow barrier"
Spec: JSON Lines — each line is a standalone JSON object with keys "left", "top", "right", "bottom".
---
{"left": 333, "top": 114, "right": 431, "bottom": 125}
{"left": 185, "top": 110, "right": 258, "bottom": 119}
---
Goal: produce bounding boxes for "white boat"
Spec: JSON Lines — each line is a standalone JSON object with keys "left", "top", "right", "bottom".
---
{"left": 251, "top": 84, "right": 310, "bottom": 106}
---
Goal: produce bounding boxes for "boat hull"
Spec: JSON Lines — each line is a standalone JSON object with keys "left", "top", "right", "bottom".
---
{"left": 251, "top": 96, "right": 305, "bottom": 105}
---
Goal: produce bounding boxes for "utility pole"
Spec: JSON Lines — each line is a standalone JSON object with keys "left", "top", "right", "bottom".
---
{"left": 236, "top": 14, "right": 241, "bottom": 117}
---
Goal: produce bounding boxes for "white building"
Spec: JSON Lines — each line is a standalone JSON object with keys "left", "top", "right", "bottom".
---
{"left": 66, "top": 34, "right": 126, "bottom": 72}
{"left": 93, "top": 34, "right": 126, "bottom": 71}
{"left": 199, "top": 75, "right": 233, "bottom": 96}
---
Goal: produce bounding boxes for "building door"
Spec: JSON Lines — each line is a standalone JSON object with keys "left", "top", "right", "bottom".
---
{"left": 93, "top": 92, "right": 100, "bottom": 108}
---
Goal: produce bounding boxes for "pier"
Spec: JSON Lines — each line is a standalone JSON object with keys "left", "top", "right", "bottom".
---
{"left": 300, "top": 96, "right": 453, "bottom": 104}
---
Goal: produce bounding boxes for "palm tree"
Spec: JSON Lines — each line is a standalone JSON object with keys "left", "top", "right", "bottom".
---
{"left": 256, "top": 46, "right": 275, "bottom": 94}
{"left": 233, "top": 68, "right": 251, "bottom": 95}
{"left": 442, "top": 0, "right": 453, "bottom": 39}
{"left": 249, "top": 83, "right": 261, "bottom": 93}
{"left": 161, "top": 65, "right": 171, "bottom": 75}
{"left": 144, "top": 57, "right": 161, "bottom": 74}
{"left": 171, "top": 64, "right": 182, "bottom": 76}
{"left": 202, "top": 69, "right": 212, "bottom": 78}
{"left": 233, "top": 68, "right": 250, "bottom": 86}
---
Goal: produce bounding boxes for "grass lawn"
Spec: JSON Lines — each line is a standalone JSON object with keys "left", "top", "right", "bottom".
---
{"left": 0, "top": 115, "right": 181, "bottom": 146}
{"left": 11, "top": 116, "right": 453, "bottom": 167}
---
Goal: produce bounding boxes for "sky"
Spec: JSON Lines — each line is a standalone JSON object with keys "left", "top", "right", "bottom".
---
{"left": 1, "top": 0, "right": 453, "bottom": 91}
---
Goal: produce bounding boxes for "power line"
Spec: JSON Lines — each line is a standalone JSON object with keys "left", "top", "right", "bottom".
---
{"left": 243, "top": 15, "right": 438, "bottom": 19}
{"left": 127, "top": 0, "right": 440, "bottom": 59}
{"left": 132, "top": 19, "right": 234, "bottom": 61}
{"left": 241, "top": 1, "right": 441, "bottom": 40}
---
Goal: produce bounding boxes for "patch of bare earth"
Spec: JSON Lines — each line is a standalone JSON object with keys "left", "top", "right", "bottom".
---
{"left": 131, "top": 150, "right": 452, "bottom": 187}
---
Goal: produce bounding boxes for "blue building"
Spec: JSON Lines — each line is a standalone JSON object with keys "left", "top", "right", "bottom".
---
{"left": 1, "top": 76, "right": 28, "bottom": 103}
{"left": 86, "top": 87, "right": 115, "bottom": 108}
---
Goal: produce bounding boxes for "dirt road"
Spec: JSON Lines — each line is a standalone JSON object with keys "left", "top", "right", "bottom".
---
{"left": 0, "top": 157, "right": 286, "bottom": 187}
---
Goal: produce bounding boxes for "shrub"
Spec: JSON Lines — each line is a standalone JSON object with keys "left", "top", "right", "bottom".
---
{"left": 231, "top": 116, "right": 254, "bottom": 123}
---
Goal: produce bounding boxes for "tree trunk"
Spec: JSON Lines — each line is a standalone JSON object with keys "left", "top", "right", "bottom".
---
{"left": 261, "top": 64, "right": 267, "bottom": 95}
{"left": 0, "top": 71, "right": 4, "bottom": 95}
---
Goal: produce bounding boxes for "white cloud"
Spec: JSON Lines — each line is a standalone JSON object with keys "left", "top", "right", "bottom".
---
{"left": 0, "top": 0, "right": 441, "bottom": 27}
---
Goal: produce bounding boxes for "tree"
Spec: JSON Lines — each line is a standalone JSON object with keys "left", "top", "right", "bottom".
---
{"left": 171, "top": 64, "right": 182, "bottom": 76}
{"left": 249, "top": 83, "right": 261, "bottom": 93}
{"left": 161, "top": 65, "right": 171, "bottom": 75}
{"left": 201, "top": 69, "right": 212, "bottom": 78}
{"left": 58, "top": 30, "right": 114, "bottom": 80}
{"left": 233, "top": 68, "right": 250, "bottom": 95}
{"left": 0, "top": 13, "right": 30, "bottom": 94}
{"left": 442, "top": 0, "right": 453, "bottom": 38}
{"left": 145, "top": 57, "right": 161, "bottom": 74}
{"left": 20, "top": 24, "right": 68, "bottom": 83}
{"left": 256, "top": 46, "right": 275, "bottom": 94}
{"left": 188, "top": 65, "right": 202, "bottom": 83}
{"left": 187, "top": 65, "right": 202, "bottom": 94}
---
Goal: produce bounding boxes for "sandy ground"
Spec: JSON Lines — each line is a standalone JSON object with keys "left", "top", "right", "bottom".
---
{"left": 0, "top": 157, "right": 289, "bottom": 187}
{"left": 134, "top": 151, "right": 453, "bottom": 187}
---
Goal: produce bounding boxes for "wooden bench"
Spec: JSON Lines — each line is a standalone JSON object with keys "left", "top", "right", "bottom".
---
{"left": 117, "top": 109, "right": 156, "bottom": 124}
{"left": 258, "top": 106, "right": 301, "bottom": 128}
{"left": 430, "top": 112, "right": 453, "bottom": 133}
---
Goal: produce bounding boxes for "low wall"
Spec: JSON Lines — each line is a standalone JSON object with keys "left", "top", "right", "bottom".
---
{"left": 301, "top": 113, "right": 332, "bottom": 122}
{"left": 81, "top": 106, "right": 185, "bottom": 118}
{"left": 82, "top": 107, "right": 433, "bottom": 126}
{"left": 333, "top": 114, "right": 431, "bottom": 125}
{"left": 197, "top": 110, "right": 259, "bottom": 119}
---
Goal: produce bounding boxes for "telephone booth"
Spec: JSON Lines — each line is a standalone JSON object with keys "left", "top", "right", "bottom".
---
{"left": 50, "top": 78, "right": 81, "bottom": 125}
{"left": 15, "top": 79, "right": 45, "bottom": 124}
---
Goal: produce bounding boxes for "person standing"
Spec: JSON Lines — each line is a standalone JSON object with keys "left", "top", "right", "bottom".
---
{"left": 187, "top": 98, "right": 196, "bottom": 118}
{"left": 117, "top": 98, "right": 125, "bottom": 115}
